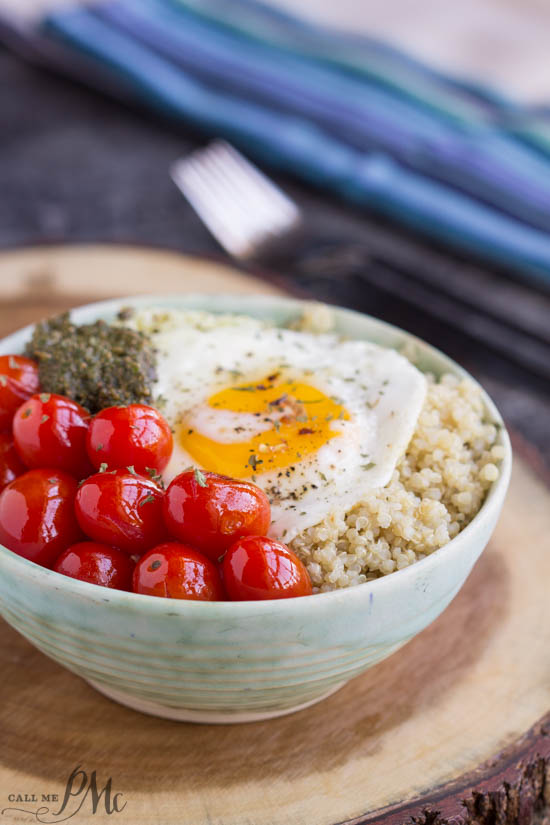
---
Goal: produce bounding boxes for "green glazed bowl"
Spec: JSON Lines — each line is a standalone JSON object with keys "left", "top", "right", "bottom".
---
{"left": 0, "top": 294, "right": 511, "bottom": 723}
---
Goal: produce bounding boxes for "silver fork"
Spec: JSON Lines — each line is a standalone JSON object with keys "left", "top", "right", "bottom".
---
{"left": 170, "top": 140, "right": 550, "bottom": 382}
{"left": 170, "top": 140, "right": 301, "bottom": 259}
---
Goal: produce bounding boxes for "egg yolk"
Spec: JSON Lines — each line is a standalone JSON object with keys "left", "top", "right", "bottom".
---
{"left": 180, "top": 375, "right": 349, "bottom": 478}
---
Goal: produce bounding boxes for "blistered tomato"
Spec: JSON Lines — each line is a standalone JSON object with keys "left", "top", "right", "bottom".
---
{"left": 13, "top": 393, "right": 93, "bottom": 478}
{"left": 222, "top": 536, "right": 312, "bottom": 600}
{"left": 75, "top": 469, "right": 166, "bottom": 555}
{"left": 53, "top": 541, "right": 135, "bottom": 590}
{"left": 86, "top": 404, "right": 173, "bottom": 476}
{"left": 0, "top": 468, "right": 82, "bottom": 567}
{"left": 0, "top": 430, "right": 27, "bottom": 492}
{"left": 133, "top": 542, "right": 224, "bottom": 600}
{"left": 0, "top": 355, "right": 40, "bottom": 431}
{"left": 163, "top": 470, "right": 271, "bottom": 561}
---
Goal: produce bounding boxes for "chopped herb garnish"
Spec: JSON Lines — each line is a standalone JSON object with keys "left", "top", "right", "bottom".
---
{"left": 139, "top": 494, "right": 155, "bottom": 507}
{"left": 22, "top": 408, "right": 32, "bottom": 418}
{"left": 99, "top": 462, "right": 108, "bottom": 473}
{"left": 248, "top": 454, "right": 262, "bottom": 472}
{"left": 127, "top": 465, "right": 137, "bottom": 476}
{"left": 194, "top": 468, "right": 208, "bottom": 487}
{"left": 0, "top": 376, "right": 6, "bottom": 387}
{"left": 39, "top": 393, "right": 51, "bottom": 403}
{"left": 96, "top": 443, "right": 104, "bottom": 451}
{"left": 362, "top": 462, "right": 376, "bottom": 471}
{"left": 150, "top": 559, "right": 161, "bottom": 570}
{"left": 41, "top": 414, "right": 49, "bottom": 423}
{"left": 8, "top": 356, "right": 19, "bottom": 370}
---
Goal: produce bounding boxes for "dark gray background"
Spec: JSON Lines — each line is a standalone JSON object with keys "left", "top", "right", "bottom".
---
{"left": 1, "top": 47, "right": 549, "bottom": 464}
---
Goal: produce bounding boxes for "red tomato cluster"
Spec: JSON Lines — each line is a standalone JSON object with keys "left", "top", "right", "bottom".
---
{"left": 0, "top": 352, "right": 312, "bottom": 601}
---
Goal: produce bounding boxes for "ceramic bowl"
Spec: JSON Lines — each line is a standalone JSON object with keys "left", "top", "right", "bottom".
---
{"left": 0, "top": 294, "right": 511, "bottom": 723}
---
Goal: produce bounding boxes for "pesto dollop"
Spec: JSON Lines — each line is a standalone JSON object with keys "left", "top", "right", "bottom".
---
{"left": 25, "top": 312, "right": 157, "bottom": 414}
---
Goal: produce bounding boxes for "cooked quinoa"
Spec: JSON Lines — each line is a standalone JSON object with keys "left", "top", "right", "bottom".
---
{"left": 290, "top": 373, "right": 504, "bottom": 592}
{"left": 129, "top": 304, "right": 503, "bottom": 591}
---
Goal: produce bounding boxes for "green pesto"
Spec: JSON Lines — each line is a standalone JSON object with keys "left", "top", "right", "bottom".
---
{"left": 25, "top": 313, "right": 157, "bottom": 414}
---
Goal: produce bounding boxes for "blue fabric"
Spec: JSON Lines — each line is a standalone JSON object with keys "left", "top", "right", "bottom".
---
{"left": 40, "top": 0, "right": 550, "bottom": 283}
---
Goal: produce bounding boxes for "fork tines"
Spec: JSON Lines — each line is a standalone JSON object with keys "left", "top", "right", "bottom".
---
{"left": 171, "top": 141, "right": 301, "bottom": 259}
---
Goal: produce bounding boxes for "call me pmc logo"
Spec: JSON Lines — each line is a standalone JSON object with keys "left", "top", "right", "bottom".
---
{"left": 2, "top": 766, "right": 126, "bottom": 822}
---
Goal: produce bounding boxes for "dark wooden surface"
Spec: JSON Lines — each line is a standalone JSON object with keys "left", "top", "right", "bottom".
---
{"left": 1, "top": 47, "right": 549, "bottom": 467}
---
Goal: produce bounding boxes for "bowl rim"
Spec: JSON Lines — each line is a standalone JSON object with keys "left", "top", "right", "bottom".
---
{"left": 0, "top": 291, "right": 512, "bottom": 612}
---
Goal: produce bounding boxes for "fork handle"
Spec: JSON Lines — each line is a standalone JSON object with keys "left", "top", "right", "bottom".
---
{"left": 259, "top": 232, "right": 373, "bottom": 283}
{"left": 255, "top": 232, "right": 550, "bottom": 383}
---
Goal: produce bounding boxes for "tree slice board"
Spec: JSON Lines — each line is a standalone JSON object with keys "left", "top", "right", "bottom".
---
{"left": 0, "top": 244, "right": 285, "bottom": 337}
{"left": 0, "top": 245, "right": 549, "bottom": 825}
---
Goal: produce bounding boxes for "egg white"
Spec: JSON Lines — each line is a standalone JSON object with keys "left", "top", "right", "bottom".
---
{"left": 130, "top": 310, "right": 427, "bottom": 542}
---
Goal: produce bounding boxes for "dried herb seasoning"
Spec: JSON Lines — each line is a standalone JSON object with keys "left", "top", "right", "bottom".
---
{"left": 25, "top": 313, "right": 157, "bottom": 414}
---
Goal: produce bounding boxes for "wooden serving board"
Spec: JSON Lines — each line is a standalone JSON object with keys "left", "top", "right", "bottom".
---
{"left": 0, "top": 246, "right": 549, "bottom": 825}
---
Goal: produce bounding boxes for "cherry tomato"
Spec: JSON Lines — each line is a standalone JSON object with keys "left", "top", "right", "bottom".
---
{"left": 13, "top": 393, "right": 93, "bottom": 478}
{"left": 133, "top": 542, "right": 224, "bottom": 601}
{"left": 0, "top": 468, "right": 82, "bottom": 567}
{"left": 222, "top": 536, "right": 312, "bottom": 600}
{"left": 163, "top": 471, "right": 271, "bottom": 561}
{"left": 0, "top": 355, "right": 40, "bottom": 431}
{"left": 0, "top": 430, "right": 27, "bottom": 492}
{"left": 53, "top": 541, "right": 135, "bottom": 590}
{"left": 86, "top": 404, "right": 173, "bottom": 477}
{"left": 75, "top": 469, "right": 166, "bottom": 555}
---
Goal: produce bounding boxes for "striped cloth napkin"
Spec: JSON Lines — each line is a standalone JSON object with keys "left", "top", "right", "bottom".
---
{"left": 12, "top": 0, "right": 550, "bottom": 282}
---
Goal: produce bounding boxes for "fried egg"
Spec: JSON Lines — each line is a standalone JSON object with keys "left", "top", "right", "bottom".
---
{"left": 131, "top": 310, "right": 427, "bottom": 542}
